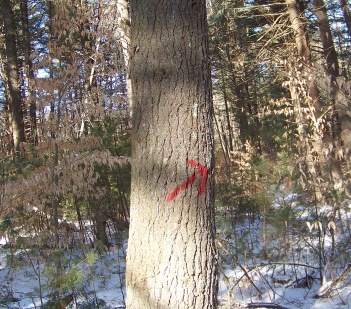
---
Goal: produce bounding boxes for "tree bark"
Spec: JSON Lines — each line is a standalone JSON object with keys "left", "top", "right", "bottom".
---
{"left": 0, "top": 0, "right": 25, "bottom": 156}
{"left": 286, "top": 0, "right": 321, "bottom": 109}
{"left": 20, "top": 0, "right": 37, "bottom": 145}
{"left": 225, "top": 43, "right": 249, "bottom": 147}
{"left": 78, "top": 1, "right": 98, "bottom": 136}
{"left": 313, "top": 0, "right": 351, "bottom": 188}
{"left": 126, "top": 1, "right": 218, "bottom": 308}
{"left": 339, "top": 0, "right": 351, "bottom": 42}
{"left": 117, "top": 0, "right": 133, "bottom": 113}
{"left": 286, "top": 0, "right": 325, "bottom": 200}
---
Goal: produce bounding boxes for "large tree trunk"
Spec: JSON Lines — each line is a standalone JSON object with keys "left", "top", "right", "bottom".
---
{"left": 126, "top": 1, "right": 218, "bottom": 308}
{"left": 0, "top": 0, "right": 25, "bottom": 156}
{"left": 339, "top": 0, "right": 351, "bottom": 41}
{"left": 286, "top": 0, "right": 321, "bottom": 108}
{"left": 313, "top": 0, "right": 351, "bottom": 189}
{"left": 286, "top": 0, "right": 325, "bottom": 200}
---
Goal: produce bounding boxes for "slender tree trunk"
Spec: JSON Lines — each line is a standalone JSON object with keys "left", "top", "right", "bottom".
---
{"left": 126, "top": 1, "right": 218, "bottom": 308}
{"left": 221, "top": 69, "right": 234, "bottom": 153}
{"left": 262, "top": 202, "right": 268, "bottom": 259}
{"left": 20, "top": 0, "right": 37, "bottom": 145}
{"left": 117, "top": 0, "right": 133, "bottom": 112}
{"left": 94, "top": 210, "right": 109, "bottom": 248}
{"left": 0, "top": 0, "right": 25, "bottom": 156}
{"left": 46, "top": 7, "right": 62, "bottom": 290}
{"left": 116, "top": 167, "right": 130, "bottom": 222}
{"left": 74, "top": 196, "right": 84, "bottom": 237}
{"left": 51, "top": 142, "right": 60, "bottom": 248}
{"left": 339, "top": 0, "right": 351, "bottom": 41}
{"left": 225, "top": 44, "right": 249, "bottom": 147}
{"left": 79, "top": 4, "right": 98, "bottom": 136}
{"left": 245, "top": 66, "right": 262, "bottom": 154}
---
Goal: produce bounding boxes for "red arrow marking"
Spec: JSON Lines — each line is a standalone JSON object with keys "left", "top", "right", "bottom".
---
{"left": 166, "top": 159, "right": 209, "bottom": 202}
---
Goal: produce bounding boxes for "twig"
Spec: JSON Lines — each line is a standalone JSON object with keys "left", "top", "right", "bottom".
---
{"left": 246, "top": 302, "right": 290, "bottom": 309}
{"left": 257, "top": 262, "right": 320, "bottom": 271}
{"left": 217, "top": 240, "right": 263, "bottom": 299}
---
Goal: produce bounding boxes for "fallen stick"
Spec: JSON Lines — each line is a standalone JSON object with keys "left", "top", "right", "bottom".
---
{"left": 217, "top": 239, "right": 263, "bottom": 299}
{"left": 314, "top": 263, "right": 351, "bottom": 298}
{"left": 246, "top": 302, "right": 290, "bottom": 309}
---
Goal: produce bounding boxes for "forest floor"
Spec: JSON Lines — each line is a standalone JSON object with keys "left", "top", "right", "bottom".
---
{"left": 217, "top": 217, "right": 351, "bottom": 308}
{"left": 216, "top": 189, "right": 351, "bottom": 309}
{"left": 1, "top": 192, "right": 351, "bottom": 308}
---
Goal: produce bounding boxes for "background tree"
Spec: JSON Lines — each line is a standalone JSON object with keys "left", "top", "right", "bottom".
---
{"left": 209, "top": 0, "right": 351, "bottom": 289}
{"left": 0, "top": 0, "right": 25, "bottom": 157}
{"left": 0, "top": 0, "right": 131, "bottom": 257}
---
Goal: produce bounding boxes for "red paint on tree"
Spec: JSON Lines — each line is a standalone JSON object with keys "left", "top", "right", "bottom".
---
{"left": 167, "top": 159, "right": 209, "bottom": 202}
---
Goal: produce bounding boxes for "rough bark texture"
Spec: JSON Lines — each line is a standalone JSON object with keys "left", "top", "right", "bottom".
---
{"left": 116, "top": 0, "right": 132, "bottom": 111}
{"left": 1, "top": 0, "right": 25, "bottom": 154}
{"left": 313, "top": 0, "right": 351, "bottom": 187}
{"left": 286, "top": 0, "right": 325, "bottom": 200}
{"left": 126, "top": 1, "right": 218, "bottom": 308}
{"left": 21, "top": 0, "right": 37, "bottom": 144}
{"left": 286, "top": 0, "right": 321, "bottom": 109}
{"left": 339, "top": 0, "right": 351, "bottom": 42}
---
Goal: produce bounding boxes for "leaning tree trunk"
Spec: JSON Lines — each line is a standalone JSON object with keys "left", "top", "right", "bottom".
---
{"left": 126, "top": 0, "right": 218, "bottom": 308}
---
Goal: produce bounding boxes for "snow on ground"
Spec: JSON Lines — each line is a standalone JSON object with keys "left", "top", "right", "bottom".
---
{"left": 1, "top": 191, "right": 351, "bottom": 309}
{"left": 218, "top": 262, "right": 351, "bottom": 308}
{"left": 1, "top": 235, "right": 350, "bottom": 308}
{"left": 0, "top": 241, "right": 127, "bottom": 308}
